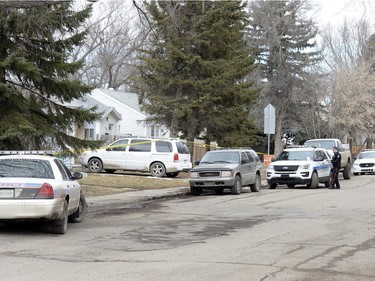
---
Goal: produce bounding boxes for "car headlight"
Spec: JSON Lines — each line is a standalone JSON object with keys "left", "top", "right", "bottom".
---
{"left": 267, "top": 165, "right": 274, "bottom": 171}
{"left": 299, "top": 164, "right": 310, "bottom": 170}
{"left": 353, "top": 162, "right": 359, "bottom": 166}
{"left": 190, "top": 171, "right": 199, "bottom": 178}
{"left": 221, "top": 171, "right": 232, "bottom": 177}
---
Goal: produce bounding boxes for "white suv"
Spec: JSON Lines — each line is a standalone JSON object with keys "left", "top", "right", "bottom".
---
{"left": 79, "top": 138, "right": 192, "bottom": 177}
{"left": 266, "top": 147, "right": 332, "bottom": 189}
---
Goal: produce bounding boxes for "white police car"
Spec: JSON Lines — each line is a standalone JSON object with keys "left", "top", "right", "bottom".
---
{"left": 353, "top": 150, "right": 375, "bottom": 175}
{"left": 0, "top": 151, "right": 87, "bottom": 234}
{"left": 266, "top": 147, "right": 332, "bottom": 189}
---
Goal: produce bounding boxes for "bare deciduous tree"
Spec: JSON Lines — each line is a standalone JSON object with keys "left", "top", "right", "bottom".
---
{"left": 320, "top": 18, "right": 371, "bottom": 71}
{"left": 71, "top": 0, "right": 148, "bottom": 90}
{"left": 329, "top": 62, "right": 375, "bottom": 140}
{"left": 320, "top": 16, "right": 375, "bottom": 146}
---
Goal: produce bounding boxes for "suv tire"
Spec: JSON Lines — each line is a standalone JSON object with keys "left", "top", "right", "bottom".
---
{"left": 88, "top": 158, "right": 103, "bottom": 173}
{"left": 150, "top": 162, "right": 166, "bottom": 177}
{"left": 343, "top": 161, "right": 352, "bottom": 179}
{"left": 231, "top": 175, "right": 242, "bottom": 195}
{"left": 250, "top": 174, "right": 261, "bottom": 192}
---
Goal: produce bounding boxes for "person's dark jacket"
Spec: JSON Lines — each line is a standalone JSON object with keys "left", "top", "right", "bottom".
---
{"left": 331, "top": 152, "right": 341, "bottom": 168}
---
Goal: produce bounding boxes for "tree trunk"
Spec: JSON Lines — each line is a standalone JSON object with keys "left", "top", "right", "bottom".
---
{"left": 169, "top": 87, "right": 183, "bottom": 138}
{"left": 274, "top": 99, "right": 289, "bottom": 156}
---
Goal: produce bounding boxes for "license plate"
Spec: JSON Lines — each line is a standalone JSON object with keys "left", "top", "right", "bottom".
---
{"left": 281, "top": 174, "right": 290, "bottom": 178}
{"left": 0, "top": 189, "right": 14, "bottom": 198}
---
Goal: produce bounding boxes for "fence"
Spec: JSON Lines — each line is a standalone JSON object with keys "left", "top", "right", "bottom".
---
{"left": 352, "top": 145, "right": 375, "bottom": 157}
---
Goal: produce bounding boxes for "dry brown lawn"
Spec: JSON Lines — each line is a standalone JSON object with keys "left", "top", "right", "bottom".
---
{"left": 78, "top": 172, "right": 190, "bottom": 197}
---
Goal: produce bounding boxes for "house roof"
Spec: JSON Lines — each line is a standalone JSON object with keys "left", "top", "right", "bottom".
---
{"left": 96, "top": 88, "right": 143, "bottom": 113}
{"left": 69, "top": 95, "right": 122, "bottom": 121}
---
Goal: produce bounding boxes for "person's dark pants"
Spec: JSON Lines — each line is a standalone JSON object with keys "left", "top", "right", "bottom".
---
{"left": 331, "top": 167, "right": 340, "bottom": 189}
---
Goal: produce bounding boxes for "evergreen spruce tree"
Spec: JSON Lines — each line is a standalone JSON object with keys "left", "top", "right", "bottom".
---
{"left": 0, "top": 1, "right": 101, "bottom": 152}
{"left": 247, "top": 0, "right": 321, "bottom": 155}
{"left": 135, "top": 0, "right": 260, "bottom": 147}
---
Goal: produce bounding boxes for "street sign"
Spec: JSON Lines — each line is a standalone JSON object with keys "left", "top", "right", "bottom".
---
{"left": 264, "top": 104, "right": 276, "bottom": 155}
{"left": 264, "top": 104, "right": 275, "bottom": 134}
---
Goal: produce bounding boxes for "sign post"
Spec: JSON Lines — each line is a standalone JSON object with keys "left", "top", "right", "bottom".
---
{"left": 264, "top": 104, "right": 275, "bottom": 156}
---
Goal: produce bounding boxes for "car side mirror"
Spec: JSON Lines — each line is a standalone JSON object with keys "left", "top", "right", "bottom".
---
{"left": 194, "top": 160, "right": 200, "bottom": 165}
{"left": 72, "top": 172, "right": 83, "bottom": 180}
{"left": 106, "top": 147, "right": 113, "bottom": 151}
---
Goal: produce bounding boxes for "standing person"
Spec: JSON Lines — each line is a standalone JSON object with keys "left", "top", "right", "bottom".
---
{"left": 330, "top": 146, "right": 341, "bottom": 189}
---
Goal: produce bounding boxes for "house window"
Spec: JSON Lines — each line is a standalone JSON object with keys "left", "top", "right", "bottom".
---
{"left": 84, "top": 128, "right": 95, "bottom": 140}
{"left": 108, "top": 124, "right": 113, "bottom": 131}
{"left": 150, "top": 125, "right": 160, "bottom": 137}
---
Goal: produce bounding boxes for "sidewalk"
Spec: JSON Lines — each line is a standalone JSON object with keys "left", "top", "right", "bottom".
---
{"left": 86, "top": 180, "right": 268, "bottom": 210}
{"left": 86, "top": 186, "right": 191, "bottom": 209}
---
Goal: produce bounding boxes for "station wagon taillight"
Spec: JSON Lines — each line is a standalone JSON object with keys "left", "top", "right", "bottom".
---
{"left": 174, "top": 153, "right": 179, "bottom": 162}
{"left": 35, "top": 183, "right": 54, "bottom": 199}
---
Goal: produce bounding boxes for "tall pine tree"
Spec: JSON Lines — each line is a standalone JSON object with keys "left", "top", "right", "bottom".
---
{"left": 135, "top": 0, "right": 260, "bottom": 147}
{"left": 0, "top": 1, "right": 101, "bottom": 152}
{"left": 247, "top": 0, "right": 321, "bottom": 155}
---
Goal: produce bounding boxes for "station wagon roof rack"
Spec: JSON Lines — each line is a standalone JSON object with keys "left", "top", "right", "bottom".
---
{"left": 0, "top": 150, "right": 55, "bottom": 156}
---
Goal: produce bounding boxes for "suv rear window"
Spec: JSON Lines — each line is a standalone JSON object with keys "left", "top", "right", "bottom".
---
{"left": 249, "top": 150, "right": 261, "bottom": 163}
{"left": 176, "top": 142, "right": 190, "bottom": 154}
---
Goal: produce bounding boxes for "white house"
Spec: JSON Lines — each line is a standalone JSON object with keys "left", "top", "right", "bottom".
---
{"left": 70, "top": 88, "right": 170, "bottom": 142}
{"left": 67, "top": 94, "right": 122, "bottom": 141}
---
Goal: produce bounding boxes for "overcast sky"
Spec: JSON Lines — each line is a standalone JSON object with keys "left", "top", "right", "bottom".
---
{"left": 312, "top": 0, "right": 375, "bottom": 27}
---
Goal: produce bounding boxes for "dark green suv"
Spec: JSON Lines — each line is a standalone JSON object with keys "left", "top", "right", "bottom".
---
{"left": 189, "top": 148, "right": 262, "bottom": 195}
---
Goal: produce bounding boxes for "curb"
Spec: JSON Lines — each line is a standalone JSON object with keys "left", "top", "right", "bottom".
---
{"left": 86, "top": 181, "right": 269, "bottom": 212}
{"left": 86, "top": 187, "right": 190, "bottom": 212}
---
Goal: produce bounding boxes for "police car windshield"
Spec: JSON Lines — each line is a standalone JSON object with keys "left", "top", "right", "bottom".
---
{"left": 276, "top": 150, "right": 315, "bottom": 161}
{"left": 358, "top": 152, "right": 375, "bottom": 159}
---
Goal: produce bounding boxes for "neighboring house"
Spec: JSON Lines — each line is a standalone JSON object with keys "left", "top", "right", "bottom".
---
{"left": 68, "top": 94, "right": 122, "bottom": 142}
{"left": 68, "top": 88, "right": 170, "bottom": 142}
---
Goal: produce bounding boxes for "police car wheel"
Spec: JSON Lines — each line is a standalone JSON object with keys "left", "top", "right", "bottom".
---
{"left": 308, "top": 172, "right": 318, "bottom": 189}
